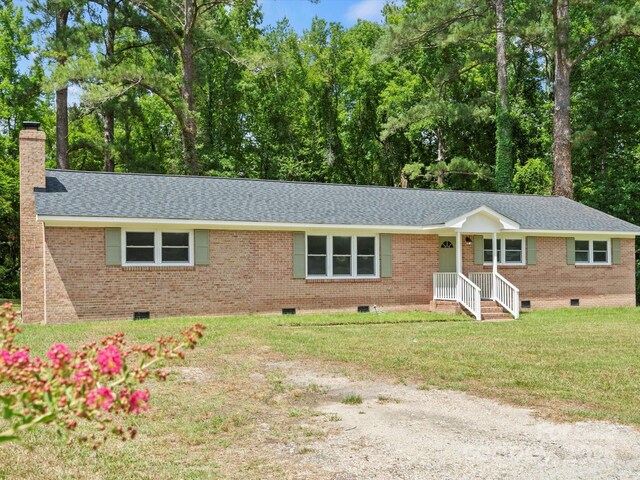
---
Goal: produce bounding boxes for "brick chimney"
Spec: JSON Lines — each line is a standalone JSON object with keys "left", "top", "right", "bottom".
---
{"left": 19, "top": 122, "right": 46, "bottom": 324}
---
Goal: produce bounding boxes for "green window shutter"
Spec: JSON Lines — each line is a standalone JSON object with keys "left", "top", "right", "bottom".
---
{"left": 194, "top": 230, "right": 210, "bottom": 265}
{"left": 292, "top": 232, "right": 306, "bottom": 278}
{"left": 380, "top": 233, "right": 392, "bottom": 277}
{"left": 611, "top": 238, "right": 622, "bottom": 265}
{"left": 566, "top": 238, "right": 575, "bottom": 265}
{"left": 473, "top": 235, "right": 484, "bottom": 265}
{"left": 526, "top": 236, "right": 537, "bottom": 265}
{"left": 105, "top": 228, "right": 121, "bottom": 265}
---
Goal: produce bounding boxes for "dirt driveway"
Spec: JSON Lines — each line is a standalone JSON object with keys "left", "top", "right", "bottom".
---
{"left": 268, "top": 361, "right": 640, "bottom": 480}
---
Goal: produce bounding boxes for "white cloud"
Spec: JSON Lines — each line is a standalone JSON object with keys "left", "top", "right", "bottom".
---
{"left": 345, "top": 0, "right": 386, "bottom": 23}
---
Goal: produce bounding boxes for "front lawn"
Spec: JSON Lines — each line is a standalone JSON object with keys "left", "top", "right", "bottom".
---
{"left": 0, "top": 307, "right": 638, "bottom": 479}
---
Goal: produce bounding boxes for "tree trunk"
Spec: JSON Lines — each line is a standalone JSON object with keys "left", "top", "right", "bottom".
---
{"left": 180, "top": 0, "right": 199, "bottom": 174}
{"left": 55, "top": 9, "right": 70, "bottom": 169}
{"left": 103, "top": 0, "right": 116, "bottom": 172}
{"left": 494, "top": 0, "right": 513, "bottom": 192}
{"left": 552, "top": 0, "right": 574, "bottom": 198}
{"left": 400, "top": 169, "right": 408, "bottom": 188}
{"left": 103, "top": 110, "right": 115, "bottom": 172}
{"left": 436, "top": 128, "right": 447, "bottom": 187}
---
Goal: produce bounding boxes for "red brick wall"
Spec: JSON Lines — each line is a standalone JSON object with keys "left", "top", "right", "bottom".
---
{"left": 37, "top": 228, "right": 637, "bottom": 323}
{"left": 19, "top": 129, "right": 46, "bottom": 324}
{"left": 43, "top": 229, "right": 439, "bottom": 323}
{"left": 461, "top": 236, "right": 636, "bottom": 309}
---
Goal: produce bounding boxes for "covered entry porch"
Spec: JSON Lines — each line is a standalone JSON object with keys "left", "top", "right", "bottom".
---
{"left": 432, "top": 207, "right": 520, "bottom": 320}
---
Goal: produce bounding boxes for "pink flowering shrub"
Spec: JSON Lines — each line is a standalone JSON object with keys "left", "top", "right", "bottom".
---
{"left": 0, "top": 302, "right": 205, "bottom": 447}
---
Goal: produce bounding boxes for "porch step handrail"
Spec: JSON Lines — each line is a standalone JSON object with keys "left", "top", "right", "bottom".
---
{"left": 494, "top": 272, "right": 520, "bottom": 319}
{"left": 457, "top": 273, "right": 482, "bottom": 320}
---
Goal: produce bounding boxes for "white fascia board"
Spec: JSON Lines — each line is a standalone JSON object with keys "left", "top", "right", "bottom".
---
{"left": 36, "top": 215, "right": 640, "bottom": 237}
{"left": 516, "top": 229, "right": 639, "bottom": 238}
{"left": 37, "top": 214, "right": 446, "bottom": 234}
{"left": 444, "top": 205, "right": 520, "bottom": 230}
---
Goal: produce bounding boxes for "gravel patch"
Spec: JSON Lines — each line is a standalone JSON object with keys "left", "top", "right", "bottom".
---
{"left": 278, "top": 363, "right": 640, "bottom": 479}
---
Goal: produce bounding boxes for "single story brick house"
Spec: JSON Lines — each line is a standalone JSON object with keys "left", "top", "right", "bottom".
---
{"left": 19, "top": 124, "right": 640, "bottom": 324}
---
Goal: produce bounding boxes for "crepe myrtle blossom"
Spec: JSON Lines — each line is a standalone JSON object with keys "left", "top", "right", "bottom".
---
{"left": 96, "top": 344, "right": 123, "bottom": 375}
{"left": 87, "top": 387, "right": 115, "bottom": 411}
{"left": 47, "top": 343, "right": 72, "bottom": 368}
{"left": 0, "top": 302, "right": 205, "bottom": 448}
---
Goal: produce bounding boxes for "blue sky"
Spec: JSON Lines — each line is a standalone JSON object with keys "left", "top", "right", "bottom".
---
{"left": 259, "top": 0, "right": 387, "bottom": 31}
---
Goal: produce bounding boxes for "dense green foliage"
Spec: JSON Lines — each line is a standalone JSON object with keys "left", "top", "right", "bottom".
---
{"left": 0, "top": 0, "right": 639, "bottom": 298}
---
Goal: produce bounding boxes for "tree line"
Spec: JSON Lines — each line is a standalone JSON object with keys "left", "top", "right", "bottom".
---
{"left": 1, "top": 0, "right": 640, "bottom": 298}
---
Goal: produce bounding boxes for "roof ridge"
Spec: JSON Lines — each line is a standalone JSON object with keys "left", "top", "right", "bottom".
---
{"left": 44, "top": 169, "right": 561, "bottom": 199}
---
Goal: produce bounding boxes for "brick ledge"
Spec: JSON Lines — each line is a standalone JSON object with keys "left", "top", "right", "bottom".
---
{"left": 305, "top": 278, "right": 382, "bottom": 284}
{"left": 119, "top": 266, "right": 196, "bottom": 271}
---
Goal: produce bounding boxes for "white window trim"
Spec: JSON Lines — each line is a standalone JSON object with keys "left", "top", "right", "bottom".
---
{"left": 575, "top": 239, "right": 611, "bottom": 266}
{"left": 122, "top": 229, "right": 194, "bottom": 266}
{"left": 305, "top": 233, "right": 379, "bottom": 279}
{"left": 483, "top": 235, "right": 526, "bottom": 266}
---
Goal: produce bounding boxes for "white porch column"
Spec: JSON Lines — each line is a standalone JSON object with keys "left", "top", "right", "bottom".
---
{"left": 456, "top": 231, "right": 462, "bottom": 274}
{"left": 492, "top": 232, "right": 498, "bottom": 300}
{"left": 456, "top": 231, "right": 462, "bottom": 303}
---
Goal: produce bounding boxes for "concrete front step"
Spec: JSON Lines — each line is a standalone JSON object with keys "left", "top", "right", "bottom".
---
{"left": 432, "top": 299, "right": 514, "bottom": 320}
{"left": 482, "top": 307, "right": 504, "bottom": 314}
{"left": 480, "top": 300, "right": 513, "bottom": 320}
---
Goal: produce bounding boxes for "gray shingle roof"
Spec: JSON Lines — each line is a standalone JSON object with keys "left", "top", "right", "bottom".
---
{"left": 35, "top": 169, "right": 640, "bottom": 232}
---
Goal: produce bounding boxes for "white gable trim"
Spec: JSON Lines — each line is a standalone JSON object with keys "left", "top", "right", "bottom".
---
{"left": 444, "top": 205, "right": 520, "bottom": 230}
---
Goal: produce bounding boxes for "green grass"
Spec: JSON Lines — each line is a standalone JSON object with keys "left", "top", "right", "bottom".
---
{"left": 340, "top": 394, "right": 363, "bottom": 405}
{"left": 263, "top": 307, "right": 640, "bottom": 424}
{"left": 1, "top": 307, "right": 639, "bottom": 478}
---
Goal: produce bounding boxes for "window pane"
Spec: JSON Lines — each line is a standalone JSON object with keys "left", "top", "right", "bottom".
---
{"left": 575, "top": 240, "right": 589, "bottom": 252}
{"left": 333, "top": 256, "right": 351, "bottom": 275}
{"left": 575, "top": 251, "right": 589, "bottom": 263}
{"left": 484, "top": 238, "right": 501, "bottom": 262}
{"left": 162, "top": 232, "right": 189, "bottom": 247}
{"left": 307, "top": 236, "right": 326, "bottom": 255}
{"left": 126, "top": 232, "right": 154, "bottom": 247}
{"left": 357, "top": 237, "right": 375, "bottom": 256}
{"left": 504, "top": 239, "right": 522, "bottom": 263}
{"left": 333, "top": 236, "right": 352, "bottom": 255}
{"left": 357, "top": 256, "right": 375, "bottom": 275}
{"left": 505, "top": 239, "right": 521, "bottom": 251}
{"left": 593, "top": 241, "right": 607, "bottom": 252}
{"left": 126, "top": 247, "right": 154, "bottom": 262}
{"left": 593, "top": 251, "right": 607, "bottom": 262}
{"left": 162, "top": 247, "right": 189, "bottom": 262}
{"left": 308, "top": 256, "right": 326, "bottom": 275}
{"left": 505, "top": 250, "right": 522, "bottom": 263}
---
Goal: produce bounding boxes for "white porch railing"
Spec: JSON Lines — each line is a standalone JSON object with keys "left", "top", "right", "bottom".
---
{"left": 433, "top": 272, "right": 482, "bottom": 320}
{"left": 494, "top": 272, "right": 520, "bottom": 319}
{"left": 433, "top": 272, "right": 457, "bottom": 301}
{"left": 457, "top": 273, "right": 482, "bottom": 320}
{"left": 469, "top": 272, "right": 493, "bottom": 299}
